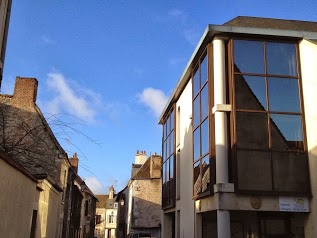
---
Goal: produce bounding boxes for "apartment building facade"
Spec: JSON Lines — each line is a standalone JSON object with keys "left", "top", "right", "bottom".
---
{"left": 159, "top": 16, "right": 317, "bottom": 238}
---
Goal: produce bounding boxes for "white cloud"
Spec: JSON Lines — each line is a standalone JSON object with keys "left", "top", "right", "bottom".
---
{"left": 132, "top": 68, "right": 145, "bottom": 76}
{"left": 155, "top": 9, "right": 201, "bottom": 46}
{"left": 168, "top": 9, "right": 184, "bottom": 18}
{"left": 45, "top": 72, "right": 100, "bottom": 123}
{"left": 84, "top": 177, "right": 105, "bottom": 194}
{"left": 137, "top": 87, "right": 168, "bottom": 117}
{"left": 168, "top": 57, "right": 186, "bottom": 66}
{"left": 41, "top": 35, "right": 56, "bottom": 45}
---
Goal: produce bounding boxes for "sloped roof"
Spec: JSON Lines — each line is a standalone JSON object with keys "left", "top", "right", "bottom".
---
{"left": 75, "top": 175, "right": 98, "bottom": 200}
{"left": 224, "top": 16, "right": 317, "bottom": 32}
{"left": 132, "top": 157, "right": 151, "bottom": 179}
{"left": 0, "top": 79, "right": 67, "bottom": 188}
{"left": 132, "top": 155, "right": 162, "bottom": 180}
{"left": 95, "top": 195, "right": 109, "bottom": 208}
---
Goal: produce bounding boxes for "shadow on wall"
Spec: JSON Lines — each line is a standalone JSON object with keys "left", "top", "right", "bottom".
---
{"left": 131, "top": 197, "right": 161, "bottom": 238}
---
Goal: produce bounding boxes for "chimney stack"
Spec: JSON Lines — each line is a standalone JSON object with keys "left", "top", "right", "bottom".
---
{"left": 135, "top": 150, "right": 147, "bottom": 165}
{"left": 150, "top": 154, "right": 162, "bottom": 179}
{"left": 109, "top": 185, "right": 114, "bottom": 199}
{"left": 69, "top": 152, "right": 79, "bottom": 174}
{"left": 12, "top": 77, "right": 38, "bottom": 109}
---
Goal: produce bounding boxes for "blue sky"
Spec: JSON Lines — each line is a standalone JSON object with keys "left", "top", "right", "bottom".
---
{"left": 3, "top": 0, "right": 317, "bottom": 194}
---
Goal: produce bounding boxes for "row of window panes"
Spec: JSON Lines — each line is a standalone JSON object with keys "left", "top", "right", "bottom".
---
{"left": 163, "top": 110, "right": 174, "bottom": 140}
{"left": 234, "top": 40, "right": 298, "bottom": 77}
{"left": 233, "top": 39, "right": 308, "bottom": 193}
{"left": 193, "top": 154, "right": 210, "bottom": 196}
{"left": 234, "top": 40, "right": 303, "bottom": 151}
{"left": 193, "top": 55, "right": 208, "bottom": 97}
{"left": 162, "top": 156, "right": 174, "bottom": 184}
{"left": 163, "top": 133, "right": 174, "bottom": 162}
{"left": 162, "top": 109, "right": 175, "bottom": 208}
{"left": 235, "top": 75, "right": 300, "bottom": 112}
{"left": 237, "top": 150, "right": 309, "bottom": 193}
{"left": 193, "top": 83, "right": 209, "bottom": 129}
{"left": 162, "top": 180, "right": 175, "bottom": 208}
{"left": 236, "top": 112, "right": 303, "bottom": 151}
{"left": 192, "top": 52, "right": 210, "bottom": 196}
{"left": 193, "top": 119, "right": 209, "bottom": 162}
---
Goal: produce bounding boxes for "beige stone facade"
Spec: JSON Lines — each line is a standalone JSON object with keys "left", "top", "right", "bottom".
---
{"left": 116, "top": 153, "right": 162, "bottom": 238}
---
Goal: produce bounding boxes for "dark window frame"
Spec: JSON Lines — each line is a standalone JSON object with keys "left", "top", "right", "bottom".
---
{"left": 230, "top": 37, "right": 311, "bottom": 195}
{"left": 162, "top": 106, "right": 176, "bottom": 209}
{"left": 192, "top": 45, "right": 215, "bottom": 199}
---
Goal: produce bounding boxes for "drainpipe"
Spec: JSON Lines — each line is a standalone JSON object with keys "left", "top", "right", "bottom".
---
{"left": 213, "top": 37, "right": 231, "bottom": 238}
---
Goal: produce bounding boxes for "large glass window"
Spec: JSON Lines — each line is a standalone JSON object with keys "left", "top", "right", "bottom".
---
{"left": 233, "top": 39, "right": 309, "bottom": 193}
{"left": 162, "top": 108, "right": 175, "bottom": 209}
{"left": 193, "top": 52, "right": 211, "bottom": 197}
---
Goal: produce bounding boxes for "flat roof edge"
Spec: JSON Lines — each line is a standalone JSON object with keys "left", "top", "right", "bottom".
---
{"left": 158, "top": 24, "right": 317, "bottom": 124}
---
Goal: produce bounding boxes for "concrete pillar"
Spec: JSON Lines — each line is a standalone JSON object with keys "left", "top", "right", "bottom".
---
{"left": 213, "top": 37, "right": 231, "bottom": 238}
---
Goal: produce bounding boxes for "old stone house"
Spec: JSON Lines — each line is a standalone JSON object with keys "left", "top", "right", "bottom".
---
{"left": 116, "top": 151, "right": 162, "bottom": 238}
{"left": 0, "top": 77, "right": 72, "bottom": 238}
{"left": 95, "top": 186, "right": 118, "bottom": 238}
{"left": 67, "top": 153, "right": 98, "bottom": 238}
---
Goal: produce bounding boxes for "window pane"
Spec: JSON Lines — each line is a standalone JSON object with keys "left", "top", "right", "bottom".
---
{"left": 170, "top": 132, "right": 174, "bottom": 157}
{"left": 163, "top": 141, "right": 167, "bottom": 162}
{"left": 201, "top": 84, "right": 209, "bottom": 119}
{"left": 193, "top": 160, "right": 201, "bottom": 196}
{"left": 266, "top": 42, "right": 297, "bottom": 76}
{"left": 170, "top": 110, "right": 174, "bottom": 131}
{"left": 201, "top": 55, "right": 208, "bottom": 85}
{"left": 163, "top": 122, "right": 167, "bottom": 139}
{"left": 270, "top": 114, "right": 303, "bottom": 151}
{"left": 201, "top": 119, "right": 209, "bottom": 156}
{"left": 234, "top": 40, "right": 264, "bottom": 74}
{"left": 236, "top": 112, "right": 269, "bottom": 149}
{"left": 170, "top": 155, "right": 174, "bottom": 179}
{"left": 194, "top": 128, "right": 201, "bottom": 161}
{"left": 201, "top": 155, "right": 210, "bottom": 193}
{"left": 193, "top": 68, "right": 200, "bottom": 97}
{"left": 166, "top": 136, "right": 170, "bottom": 158}
{"left": 163, "top": 161, "right": 167, "bottom": 184}
{"left": 193, "top": 96, "right": 200, "bottom": 129}
{"left": 166, "top": 160, "right": 170, "bottom": 181}
{"left": 237, "top": 150, "right": 272, "bottom": 191}
{"left": 268, "top": 77, "right": 300, "bottom": 112}
{"left": 235, "top": 75, "right": 266, "bottom": 110}
{"left": 272, "top": 152, "right": 309, "bottom": 192}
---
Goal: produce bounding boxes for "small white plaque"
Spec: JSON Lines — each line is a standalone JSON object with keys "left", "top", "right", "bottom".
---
{"left": 279, "top": 196, "right": 309, "bottom": 212}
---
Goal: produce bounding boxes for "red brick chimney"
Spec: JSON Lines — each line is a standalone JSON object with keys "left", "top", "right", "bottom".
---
{"left": 69, "top": 152, "right": 79, "bottom": 174}
{"left": 12, "top": 77, "right": 38, "bottom": 109}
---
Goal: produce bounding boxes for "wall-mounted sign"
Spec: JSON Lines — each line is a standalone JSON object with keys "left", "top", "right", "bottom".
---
{"left": 279, "top": 197, "right": 309, "bottom": 212}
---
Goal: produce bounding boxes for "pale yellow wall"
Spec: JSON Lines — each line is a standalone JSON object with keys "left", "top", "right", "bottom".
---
{"left": 175, "top": 79, "right": 195, "bottom": 238}
{"left": 36, "top": 179, "right": 61, "bottom": 238}
{"left": 95, "top": 208, "right": 106, "bottom": 238}
{"left": 105, "top": 208, "right": 117, "bottom": 229}
{"left": 0, "top": 159, "right": 38, "bottom": 238}
{"left": 299, "top": 39, "right": 317, "bottom": 238}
